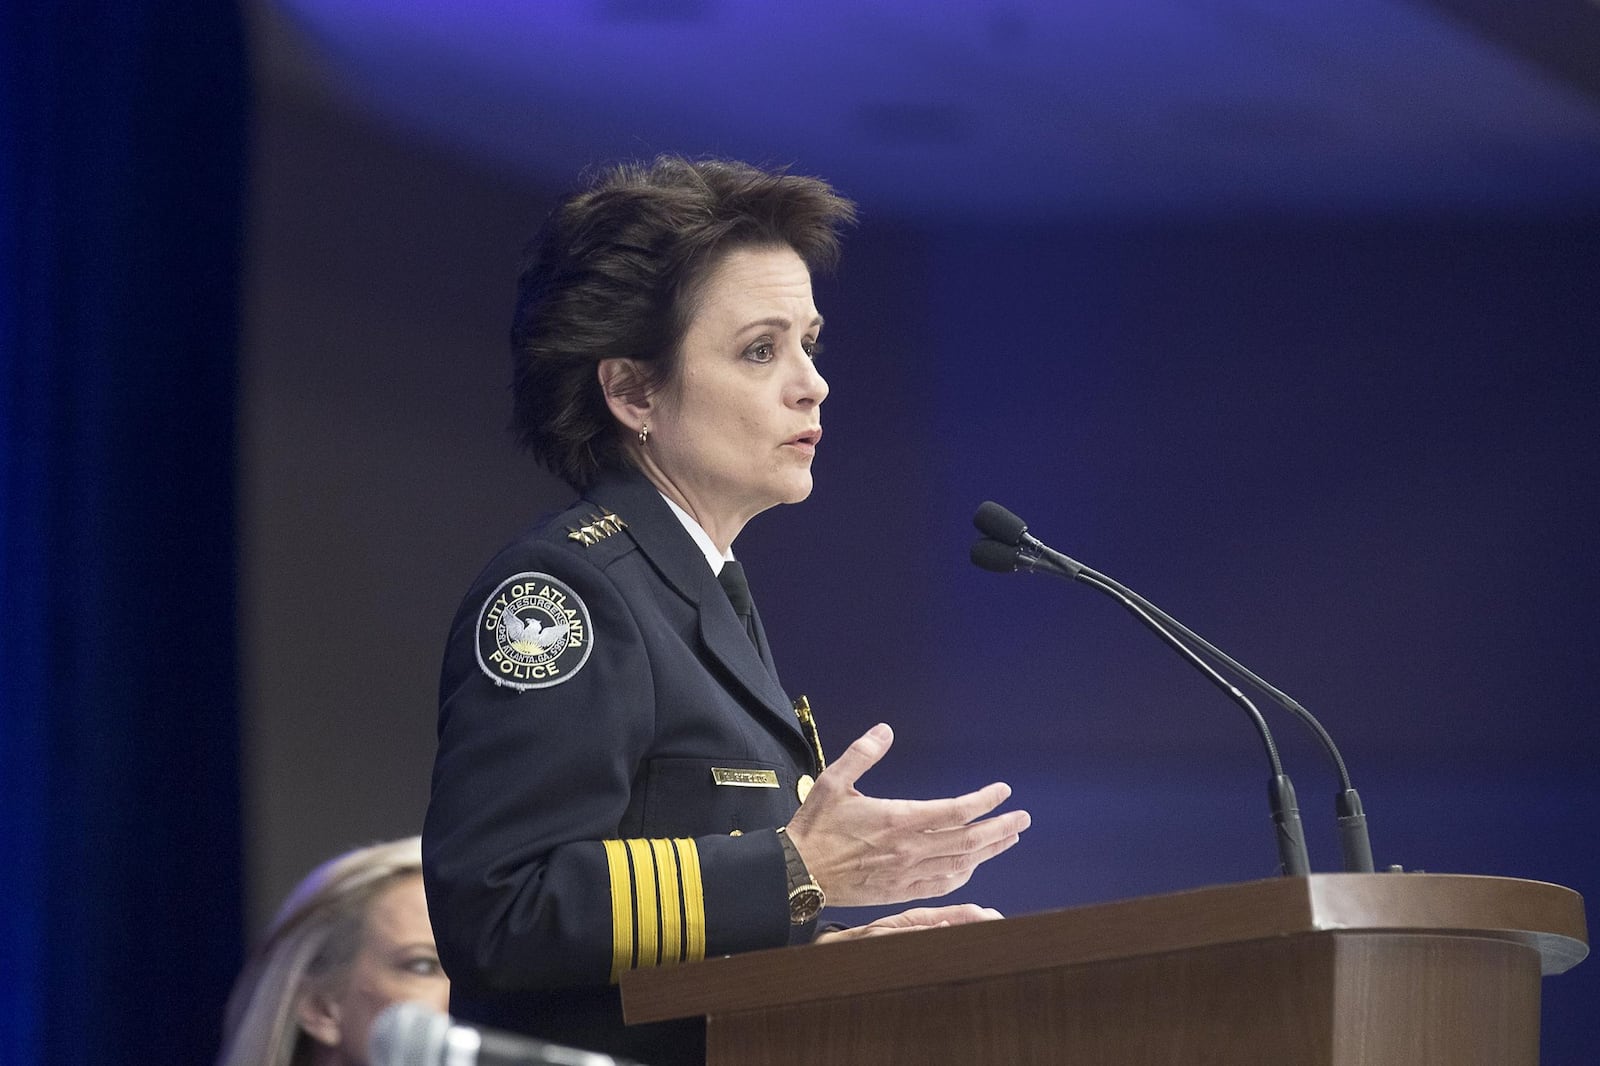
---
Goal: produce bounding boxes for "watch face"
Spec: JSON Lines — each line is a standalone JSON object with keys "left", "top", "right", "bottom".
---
{"left": 789, "top": 885, "right": 825, "bottom": 924}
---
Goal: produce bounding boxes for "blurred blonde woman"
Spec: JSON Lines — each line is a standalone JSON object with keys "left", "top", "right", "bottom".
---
{"left": 217, "top": 837, "right": 450, "bottom": 1066}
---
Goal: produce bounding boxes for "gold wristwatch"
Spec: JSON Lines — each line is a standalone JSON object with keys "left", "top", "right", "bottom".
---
{"left": 775, "top": 826, "right": 825, "bottom": 924}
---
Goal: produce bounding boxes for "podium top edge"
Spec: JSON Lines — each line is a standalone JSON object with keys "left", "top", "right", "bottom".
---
{"left": 621, "top": 873, "right": 1588, "bottom": 1023}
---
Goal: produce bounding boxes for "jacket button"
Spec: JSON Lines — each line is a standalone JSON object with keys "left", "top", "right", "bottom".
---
{"left": 796, "top": 774, "right": 815, "bottom": 803}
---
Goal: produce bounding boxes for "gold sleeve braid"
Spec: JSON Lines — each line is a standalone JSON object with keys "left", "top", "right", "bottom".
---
{"left": 601, "top": 837, "right": 706, "bottom": 984}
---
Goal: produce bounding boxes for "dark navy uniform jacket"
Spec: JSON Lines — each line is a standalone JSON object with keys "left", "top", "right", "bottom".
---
{"left": 423, "top": 468, "right": 822, "bottom": 1064}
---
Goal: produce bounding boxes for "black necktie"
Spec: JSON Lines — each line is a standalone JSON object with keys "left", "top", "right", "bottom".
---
{"left": 717, "top": 560, "right": 759, "bottom": 646}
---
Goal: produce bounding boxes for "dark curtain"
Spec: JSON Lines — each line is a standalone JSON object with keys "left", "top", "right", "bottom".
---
{"left": 1, "top": 5, "right": 248, "bottom": 1063}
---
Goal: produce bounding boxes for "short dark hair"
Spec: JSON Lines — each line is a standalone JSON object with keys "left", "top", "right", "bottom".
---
{"left": 509, "top": 156, "right": 857, "bottom": 489}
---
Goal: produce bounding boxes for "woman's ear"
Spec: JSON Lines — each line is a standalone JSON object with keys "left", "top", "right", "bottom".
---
{"left": 597, "top": 358, "right": 652, "bottom": 435}
{"left": 295, "top": 986, "right": 343, "bottom": 1048}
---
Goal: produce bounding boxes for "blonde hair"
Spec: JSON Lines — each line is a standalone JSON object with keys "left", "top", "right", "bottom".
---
{"left": 216, "top": 837, "right": 425, "bottom": 1066}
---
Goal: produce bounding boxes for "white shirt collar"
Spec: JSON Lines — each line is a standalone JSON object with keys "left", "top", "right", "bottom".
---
{"left": 659, "top": 493, "right": 733, "bottom": 575}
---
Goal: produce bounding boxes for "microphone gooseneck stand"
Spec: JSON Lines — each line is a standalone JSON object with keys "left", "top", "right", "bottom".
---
{"left": 972, "top": 500, "right": 1375, "bottom": 875}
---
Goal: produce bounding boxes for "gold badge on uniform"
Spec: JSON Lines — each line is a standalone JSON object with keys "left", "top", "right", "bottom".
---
{"left": 475, "top": 571, "right": 593, "bottom": 691}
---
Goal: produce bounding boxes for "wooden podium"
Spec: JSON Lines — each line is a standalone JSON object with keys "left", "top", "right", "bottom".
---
{"left": 621, "top": 874, "right": 1587, "bottom": 1065}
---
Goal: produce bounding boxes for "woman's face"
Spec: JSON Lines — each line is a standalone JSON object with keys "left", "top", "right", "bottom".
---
{"left": 299, "top": 874, "right": 449, "bottom": 1066}
{"left": 633, "top": 244, "right": 828, "bottom": 544}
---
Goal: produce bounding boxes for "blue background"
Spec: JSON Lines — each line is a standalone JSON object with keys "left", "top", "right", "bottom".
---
{"left": 4, "top": 3, "right": 1597, "bottom": 1064}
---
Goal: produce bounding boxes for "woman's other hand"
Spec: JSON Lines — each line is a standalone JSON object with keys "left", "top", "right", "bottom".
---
{"left": 813, "top": 904, "right": 1004, "bottom": 944}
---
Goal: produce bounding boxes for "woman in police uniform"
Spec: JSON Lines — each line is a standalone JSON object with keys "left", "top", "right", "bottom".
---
{"left": 422, "top": 157, "right": 1031, "bottom": 1064}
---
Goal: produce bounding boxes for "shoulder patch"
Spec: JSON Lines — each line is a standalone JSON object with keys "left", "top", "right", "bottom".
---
{"left": 475, "top": 572, "right": 594, "bottom": 691}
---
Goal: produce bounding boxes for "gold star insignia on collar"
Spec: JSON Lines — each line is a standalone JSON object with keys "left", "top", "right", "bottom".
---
{"left": 567, "top": 510, "right": 628, "bottom": 547}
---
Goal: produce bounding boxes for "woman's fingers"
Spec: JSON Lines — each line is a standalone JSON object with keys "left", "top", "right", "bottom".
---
{"left": 881, "top": 781, "right": 1016, "bottom": 834}
{"left": 917, "top": 809, "right": 1032, "bottom": 861}
{"left": 915, "top": 832, "right": 1025, "bottom": 882}
{"left": 808, "top": 723, "right": 893, "bottom": 796}
{"left": 861, "top": 803, "right": 1030, "bottom": 872}
{"left": 891, "top": 904, "right": 1004, "bottom": 926}
{"left": 814, "top": 904, "right": 1006, "bottom": 944}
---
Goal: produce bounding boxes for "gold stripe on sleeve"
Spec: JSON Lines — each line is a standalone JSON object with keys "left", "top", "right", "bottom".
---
{"left": 603, "top": 837, "right": 706, "bottom": 978}
{"left": 651, "top": 838, "right": 683, "bottom": 964}
{"left": 625, "top": 838, "right": 660, "bottom": 969}
{"left": 602, "top": 839, "right": 633, "bottom": 985}
{"left": 675, "top": 837, "right": 706, "bottom": 963}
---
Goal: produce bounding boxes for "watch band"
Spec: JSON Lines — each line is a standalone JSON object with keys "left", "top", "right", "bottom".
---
{"left": 775, "top": 826, "right": 825, "bottom": 924}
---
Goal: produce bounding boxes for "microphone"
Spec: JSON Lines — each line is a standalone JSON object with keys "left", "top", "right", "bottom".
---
{"left": 973, "top": 500, "right": 1084, "bottom": 578}
{"left": 973, "top": 501, "right": 1374, "bottom": 874}
{"left": 973, "top": 500, "right": 1028, "bottom": 545}
{"left": 369, "top": 1002, "right": 644, "bottom": 1066}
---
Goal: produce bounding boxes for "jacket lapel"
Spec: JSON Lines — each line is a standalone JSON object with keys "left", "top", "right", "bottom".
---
{"left": 749, "top": 604, "right": 778, "bottom": 679}
{"left": 585, "top": 471, "right": 802, "bottom": 739}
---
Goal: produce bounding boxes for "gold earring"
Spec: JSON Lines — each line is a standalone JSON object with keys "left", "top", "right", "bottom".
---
{"left": 638, "top": 424, "right": 650, "bottom": 447}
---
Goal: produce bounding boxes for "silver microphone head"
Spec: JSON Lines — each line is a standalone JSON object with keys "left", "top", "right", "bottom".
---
{"left": 369, "top": 1001, "right": 452, "bottom": 1066}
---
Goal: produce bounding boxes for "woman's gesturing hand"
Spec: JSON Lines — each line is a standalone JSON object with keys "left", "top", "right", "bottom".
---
{"left": 783, "top": 723, "right": 1031, "bottom": 908}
